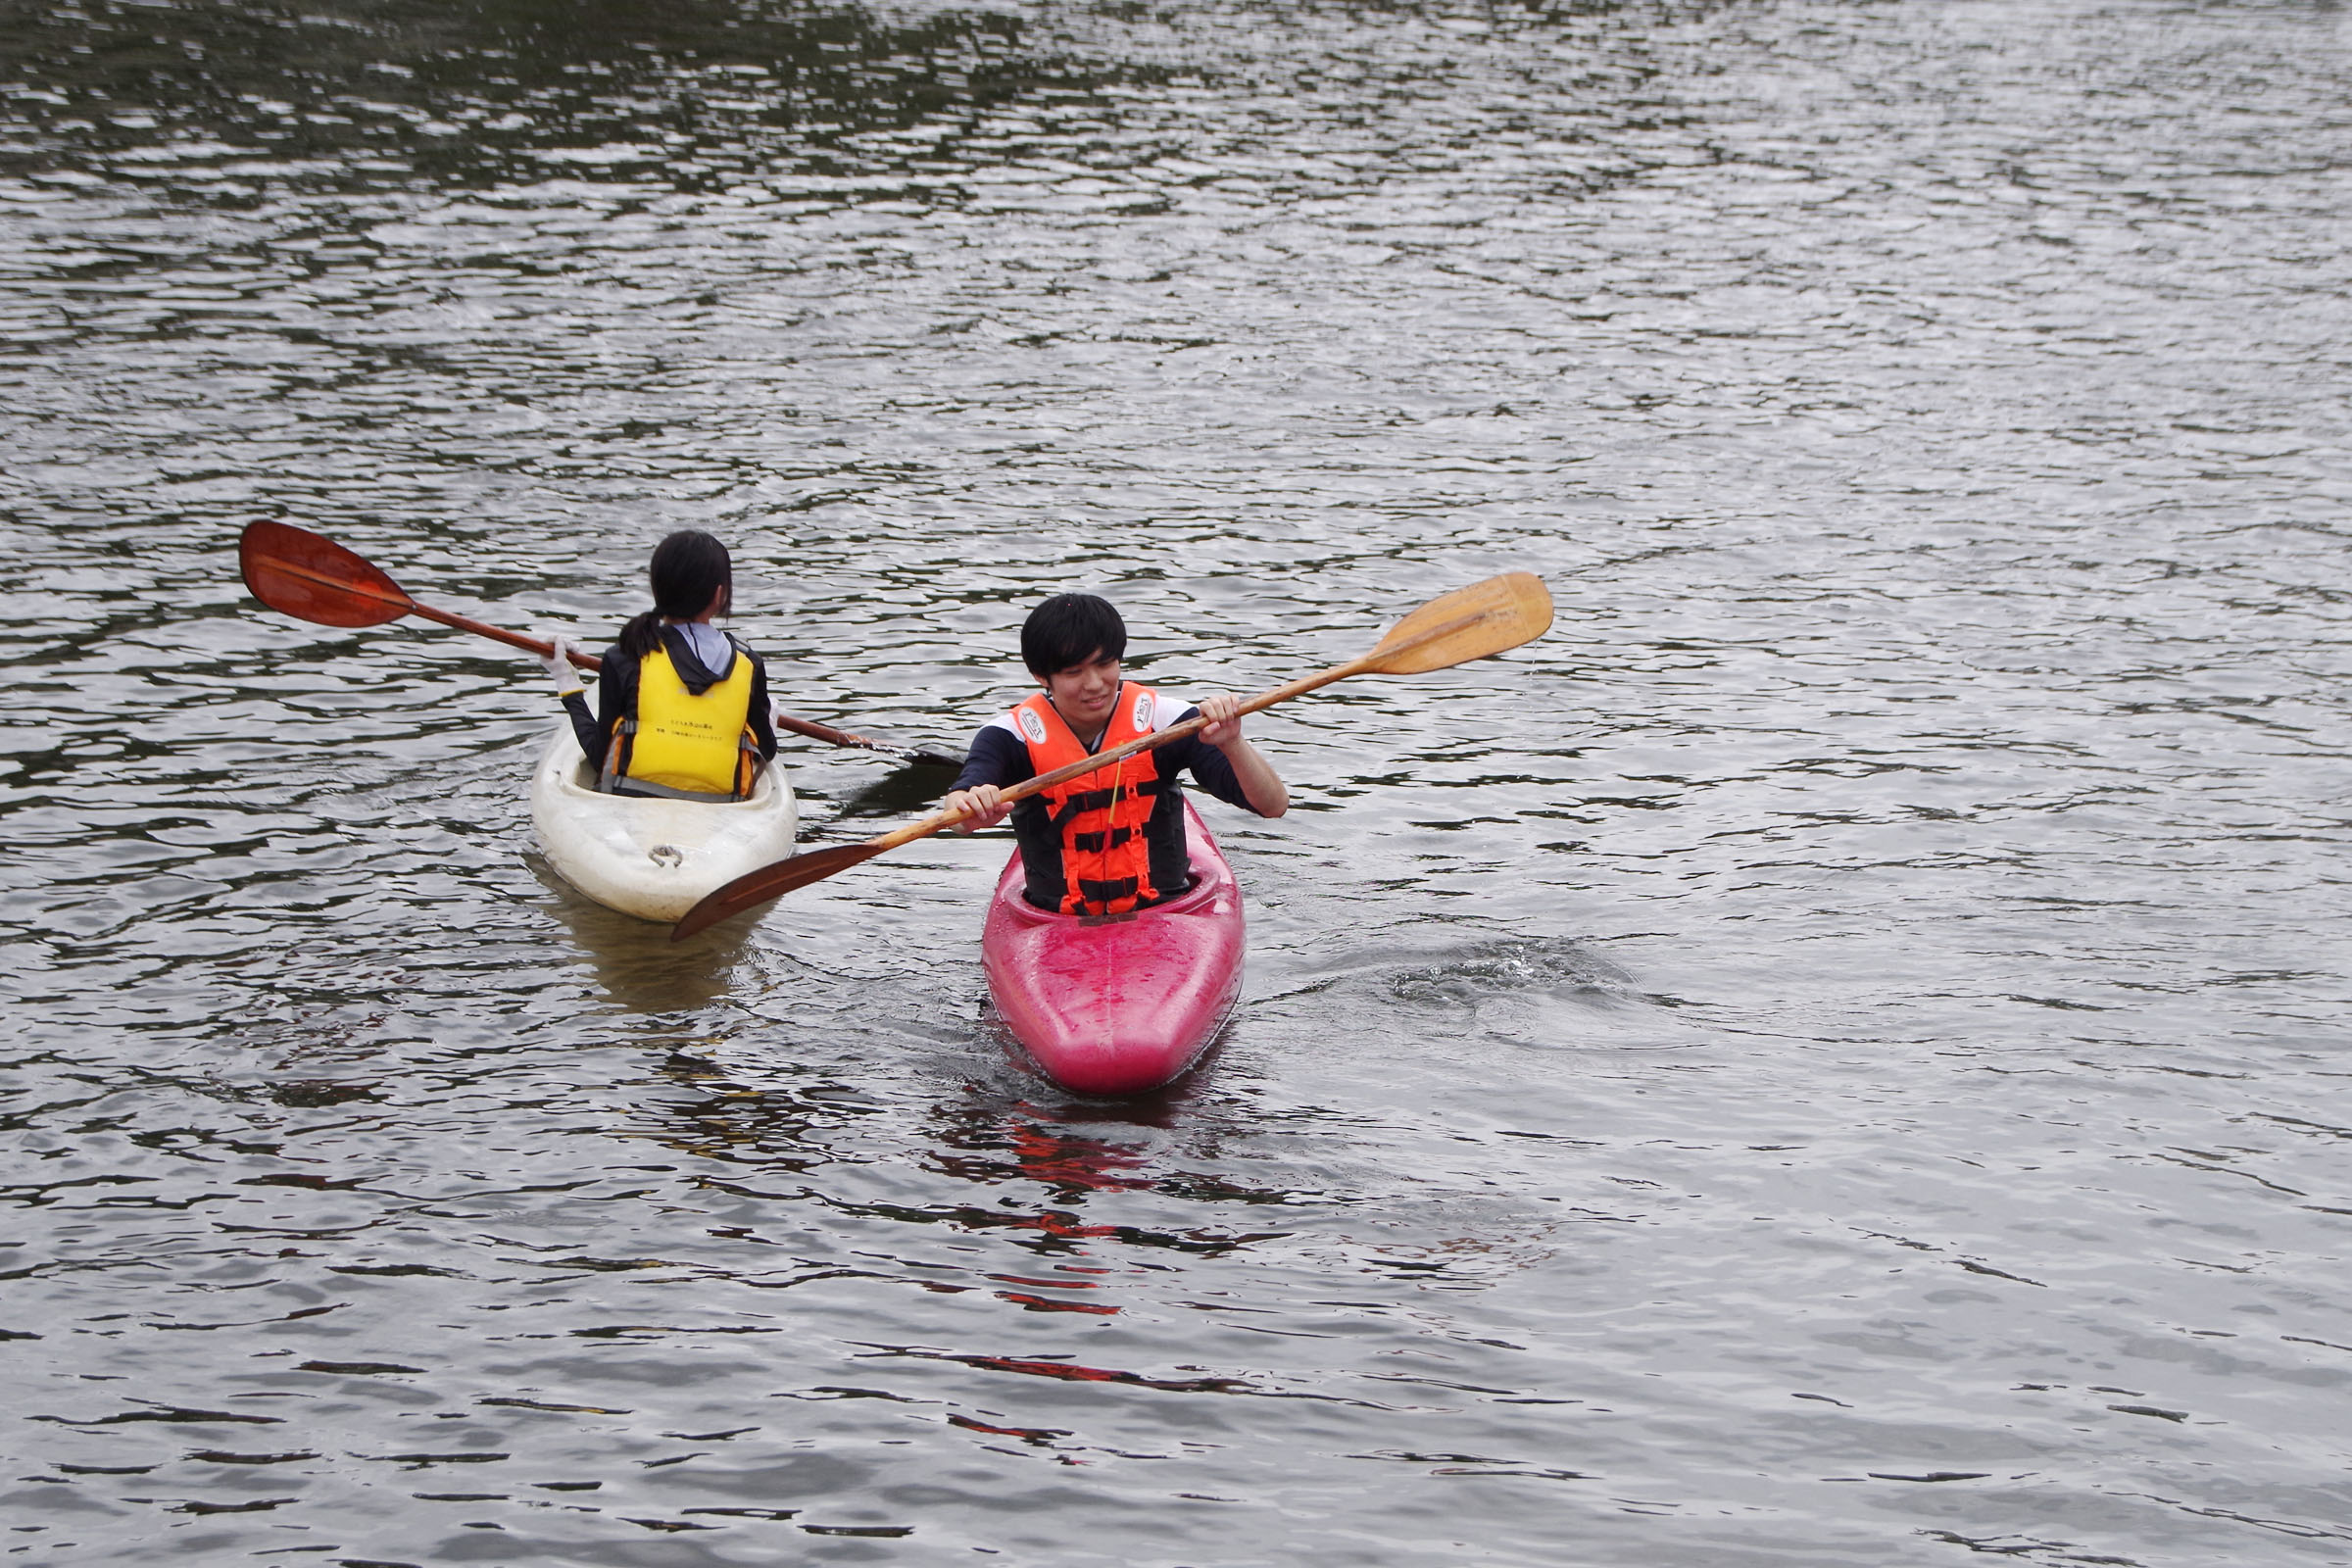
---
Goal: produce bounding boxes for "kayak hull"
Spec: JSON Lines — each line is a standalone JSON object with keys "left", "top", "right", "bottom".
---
{"left": 527, "top": 724, "right": 797, "bottom": 924}
{"left": 982, "top": 800, "right": 1245, "bottom": 1096}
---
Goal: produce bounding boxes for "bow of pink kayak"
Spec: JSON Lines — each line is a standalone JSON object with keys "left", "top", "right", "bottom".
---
{"left": 982, "top": 800, "right": 1246, "bottom": 1096}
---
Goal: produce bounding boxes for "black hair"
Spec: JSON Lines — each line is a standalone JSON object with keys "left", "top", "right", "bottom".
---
{"left": 618, "top": 530, "right": 733, "bottom": 659}
{"left": 1020, "top": 593, "right": 1127, "bottom": 680}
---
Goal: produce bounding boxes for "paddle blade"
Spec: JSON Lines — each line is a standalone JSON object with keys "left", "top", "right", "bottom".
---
{"left": 240, "top": 519, "right": 416, "bottom": 628}
{"left": 1364, "top": 571, "right": 1552, "bottom": 674}
{"left": 671, "top": 840, "right": 891, "bottom": 940}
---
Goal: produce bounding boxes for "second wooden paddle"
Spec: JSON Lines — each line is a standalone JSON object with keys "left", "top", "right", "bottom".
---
{"left": 670, "top": 571, "right": 1554, "bottom": 939}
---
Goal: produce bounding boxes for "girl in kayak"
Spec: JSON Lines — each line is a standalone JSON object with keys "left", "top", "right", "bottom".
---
{"left": 540, "top": 530, "right": 778, "bottom": 800}
{"left": 942, "top": 593, "right": 1286, "bottom": 914}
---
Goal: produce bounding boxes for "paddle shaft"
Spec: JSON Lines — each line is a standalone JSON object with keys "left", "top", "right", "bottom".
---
{"left": 667, "top": 574, "right": 1550, "bottom": 936}
{"left": 866, "top": 607, "right": 1487, "bottom": 854}
{"left": 252, "top": 545, "right": 953, "bottom": 763}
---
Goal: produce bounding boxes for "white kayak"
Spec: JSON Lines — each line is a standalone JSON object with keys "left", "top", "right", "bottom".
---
{"left": 527, "top": 724, "right": 798, "bottom": 924}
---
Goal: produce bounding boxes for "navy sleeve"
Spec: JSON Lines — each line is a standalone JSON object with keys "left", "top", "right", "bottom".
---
{"left": 953, "top": 726, "right": 1034, "bottom": 794}
{"left": 745, "top": 650, "right": 777, "bottom": 760}
{"left": 560, "top": 642, "right": 633, "bottom": 772}
{"left": 561, "top": 691, "right": 604, "bottom": 768}
{"left": 1160, "top": 707, "right": 1263, "bottom": 814}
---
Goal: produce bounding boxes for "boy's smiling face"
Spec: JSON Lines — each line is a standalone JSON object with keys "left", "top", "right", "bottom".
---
{"left": 1044, "top": 650, "right": 1122, "bottom": 736}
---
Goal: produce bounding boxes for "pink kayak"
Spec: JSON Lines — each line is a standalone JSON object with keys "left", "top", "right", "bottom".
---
{"left": 982, "top": 799, "right": 1246, "bottom": 1096}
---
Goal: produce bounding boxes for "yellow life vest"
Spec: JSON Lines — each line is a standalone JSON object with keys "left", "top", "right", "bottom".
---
{"left": 601, "top": 643, "right": 760, "bottom": 801}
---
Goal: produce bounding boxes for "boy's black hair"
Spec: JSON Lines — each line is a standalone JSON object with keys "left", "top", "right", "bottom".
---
{"left": 1021, "top": 593, "right": 1127, "bottom": 679}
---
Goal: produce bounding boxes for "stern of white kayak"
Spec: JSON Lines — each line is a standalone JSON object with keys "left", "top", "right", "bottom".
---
{"left": 527, "top": 724, "right": 797, "bottom": 924}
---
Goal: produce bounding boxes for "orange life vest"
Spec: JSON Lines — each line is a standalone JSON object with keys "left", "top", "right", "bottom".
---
{"left": 1012, "top": 683, "right": 1169, "bottom": 916}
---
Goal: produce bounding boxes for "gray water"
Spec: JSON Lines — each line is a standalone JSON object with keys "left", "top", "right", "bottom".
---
{"left": 4, "top": 0, "right": 2350, "bottom": 1562}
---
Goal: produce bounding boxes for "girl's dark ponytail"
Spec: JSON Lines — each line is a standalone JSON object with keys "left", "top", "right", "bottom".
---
{"left": 616, "top": 608, "right": 667, "bottom": 660}
{"left": 618, "top": 530, "right": 732, "bottom": 659}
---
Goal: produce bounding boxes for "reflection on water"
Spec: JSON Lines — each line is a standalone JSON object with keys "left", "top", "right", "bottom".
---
{"left": 818, "top": 758, "right": 958, "bottom": 824}
{"left": 6, "top": 0, "right": 2352, "bottom": 1560}
{"left": 527, "top": 856, "right": 758, "bottom": 1012}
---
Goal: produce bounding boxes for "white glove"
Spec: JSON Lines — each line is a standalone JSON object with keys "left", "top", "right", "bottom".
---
{"left": 541, "top": 635, "right": 585, "bottom": 698}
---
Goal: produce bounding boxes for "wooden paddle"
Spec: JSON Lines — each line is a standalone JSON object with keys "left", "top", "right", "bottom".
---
{"left": 237, "top": 519, "right": 964, "bottom": 767}
{"left": 670, "top": 571, "right": 1554, "bottom": 939}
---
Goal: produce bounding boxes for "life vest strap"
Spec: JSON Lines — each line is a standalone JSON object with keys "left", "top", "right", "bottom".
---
{"left": 598, "top": 716, "right": 638, "bottom": 794}
{"left": 610, "top": 776, "right": 744, "bottom": 804}
{"left": 1047, "top": 776, "right": 1162, "bottom": 828}
{"left": 1072, "top": 874, "right": 1142, "bottom": 910}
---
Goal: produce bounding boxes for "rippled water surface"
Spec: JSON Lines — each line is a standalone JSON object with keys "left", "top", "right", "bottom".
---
{"left": 5, "top": 0, "right": 2350, "bottom": 1561}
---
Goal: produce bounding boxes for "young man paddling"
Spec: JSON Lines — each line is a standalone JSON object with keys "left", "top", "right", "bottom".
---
{"left": 942, "top": 594, "right": 1287, "bottom": 915}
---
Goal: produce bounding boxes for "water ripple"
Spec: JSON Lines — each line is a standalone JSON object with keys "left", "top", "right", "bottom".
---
{"left": 5, "top": 0, "right": 2350, "bottom": 1561}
